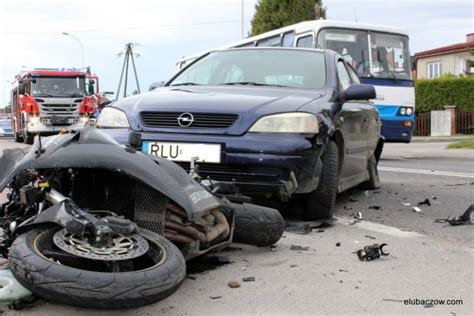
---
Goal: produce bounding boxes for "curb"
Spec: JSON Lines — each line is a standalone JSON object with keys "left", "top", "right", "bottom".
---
{"left": 411, "top": 136, "right": 474, "bottom": 143}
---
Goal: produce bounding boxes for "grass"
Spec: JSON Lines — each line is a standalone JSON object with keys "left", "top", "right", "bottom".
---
{"left": 447, "top": 140, "right": 474, "bottom": 149}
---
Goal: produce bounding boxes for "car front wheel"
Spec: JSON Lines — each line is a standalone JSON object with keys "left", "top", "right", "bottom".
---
{"left": 303, "top": 140, "right": 339, "bottom": 220}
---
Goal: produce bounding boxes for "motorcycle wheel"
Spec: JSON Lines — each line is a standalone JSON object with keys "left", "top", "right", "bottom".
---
{"left": 9, "top": 227, "right": 186, "bottom": 309}
{"left": 231, "top": 203, "right": 285, "bottom": 247}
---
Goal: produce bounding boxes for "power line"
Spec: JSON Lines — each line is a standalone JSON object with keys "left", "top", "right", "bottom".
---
{"left": 1, "top": 19, "right": 244, "bottom": 35}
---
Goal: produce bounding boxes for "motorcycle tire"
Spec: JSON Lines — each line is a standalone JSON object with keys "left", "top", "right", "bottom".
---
{"left": 9, "top": 227, "right": 186, "bottom": 309}
{"left": 231, "top": 203, "right": 285, "bottom": 247}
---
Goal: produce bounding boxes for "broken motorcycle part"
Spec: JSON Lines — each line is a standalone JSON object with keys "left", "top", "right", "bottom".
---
{"left": 356, "top": 243, "right": 389, "bottom": 261}
{"left": 435, "top": 205, "right": 473, "bottom": 226}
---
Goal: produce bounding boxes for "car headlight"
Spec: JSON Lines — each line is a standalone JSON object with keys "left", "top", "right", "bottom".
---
{"left": 406, "top": 107, "right": 413, "bottom": 115}
{"left": 400, "top": 107, "right": 407, "bottom": 115}
{"left": 96, "top": 107, "right": 130, "bottom": 128}
{"left": 249, "top": 113, "right": 318, "bottom": 134}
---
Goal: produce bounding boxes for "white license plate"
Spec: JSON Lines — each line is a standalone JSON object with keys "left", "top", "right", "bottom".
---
{"left": 143, "top": 141, "right": 221, "bottom": 163}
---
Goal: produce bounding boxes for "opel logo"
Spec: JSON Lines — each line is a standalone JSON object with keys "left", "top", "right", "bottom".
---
{"left": 177, "top": 112, "right": 194, "bottom": 127}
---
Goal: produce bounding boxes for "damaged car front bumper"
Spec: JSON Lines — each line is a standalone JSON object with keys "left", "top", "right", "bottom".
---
{"left": 102, "top": 128, "right": 324, "bottom": 199}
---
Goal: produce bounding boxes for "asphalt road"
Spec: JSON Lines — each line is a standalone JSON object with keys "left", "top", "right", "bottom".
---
{"left": 0, "top": 139, "right": 473, "bottom": 315}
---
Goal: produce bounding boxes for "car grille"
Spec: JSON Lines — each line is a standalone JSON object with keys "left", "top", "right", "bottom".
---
{"left": 41, "top": 103, "right": 78, "bottom": 115}
{"left": 140, "top": 112, "right": 238, "bottom": 129}
{"left": 134, "top": 182, "right": 168, "bottom": 235}
{"left": 175, "top": 162, "right": 280, "bottom": 184}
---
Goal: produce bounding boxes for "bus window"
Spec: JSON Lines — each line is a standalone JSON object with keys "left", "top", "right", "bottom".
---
{"left": 257, "top": 35, "right": 281, "bottom": 47}
{"left": 317, "top": 29, "right": 369, "bottom": 76}
{"left": 282, "top": 32, "right": 295, "bottom": 47}
{"left": 370, "top": 32, "right": 411, "bottom": 80}
{"left": 296, "top": 35, "right": 313, "bottom": 48}
{"left": 347, "top": 65, "right": 361, "bottom": 84}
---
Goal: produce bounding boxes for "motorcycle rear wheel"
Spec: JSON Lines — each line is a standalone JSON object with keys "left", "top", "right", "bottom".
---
{"left": 9, "top": 227, "right": 186, "bottom": 309}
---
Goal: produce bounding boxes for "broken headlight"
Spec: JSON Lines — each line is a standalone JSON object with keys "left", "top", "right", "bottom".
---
{"left": 249, "top": 112, "right": 319, "bottom": 134}
{"left": 96, "top": 107, "right": 130, "bottom": 128}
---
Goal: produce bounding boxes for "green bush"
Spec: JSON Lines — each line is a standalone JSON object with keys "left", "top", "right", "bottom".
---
{"left": 415, "top": 76, "right": 474, "bottom": 113}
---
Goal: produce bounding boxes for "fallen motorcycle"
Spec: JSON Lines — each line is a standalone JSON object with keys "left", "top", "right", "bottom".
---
{"left": 0, "top": 128, "right": 284, "bottom": 309}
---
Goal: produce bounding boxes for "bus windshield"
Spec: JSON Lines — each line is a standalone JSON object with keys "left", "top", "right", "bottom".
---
{"left": 31, "top": 77, "right": 86, "bottom": 97}
{"left": 317, "top": 29, "right": 411, "bottom": 80}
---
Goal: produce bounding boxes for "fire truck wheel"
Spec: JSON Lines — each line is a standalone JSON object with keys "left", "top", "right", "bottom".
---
{"left": 24, "top": 132, "right": 34, "bottom": 145}
{"left": 14, "top": 132, "right": 24, "bottom": 143}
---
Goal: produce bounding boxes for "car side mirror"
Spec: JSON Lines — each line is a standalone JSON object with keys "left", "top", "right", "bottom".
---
{"left": 341, "top": 84, "right": 376, "bottom": 102}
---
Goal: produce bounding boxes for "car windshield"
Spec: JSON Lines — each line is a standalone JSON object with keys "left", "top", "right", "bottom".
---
{"left": 0, "top": 120, "right": 11, "bottom": 128}
{"left": 169, "top": 49, "right": 326, "bottom": 89}
{"left": 31, "top": 77, "right": 86, "bottom": 97}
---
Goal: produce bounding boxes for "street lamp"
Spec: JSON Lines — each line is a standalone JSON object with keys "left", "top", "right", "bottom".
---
{"left": 62, "top": 32, "right": 84, "bottom": 69}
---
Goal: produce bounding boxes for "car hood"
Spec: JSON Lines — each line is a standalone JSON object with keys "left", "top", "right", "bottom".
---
{"left": 113, "top": 86, "right": 325, "bottom": 135}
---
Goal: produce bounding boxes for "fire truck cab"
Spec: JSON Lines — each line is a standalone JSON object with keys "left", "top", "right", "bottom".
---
{"left": 11, "top": 68, "right": 96, "bottom": 144}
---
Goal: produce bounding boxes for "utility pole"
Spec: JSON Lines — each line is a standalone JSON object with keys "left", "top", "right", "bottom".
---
{"left": 116, "top": 43, "right": 141, "bottom": 100}
{"left": 241, "top": 0, "right": 244, "bottom": 39}
{"left": 314, "top": 3, "right": 321, "bottom": 20}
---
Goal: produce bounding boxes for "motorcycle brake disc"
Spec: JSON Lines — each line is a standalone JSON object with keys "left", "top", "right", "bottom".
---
{"left": 53, "top": 229, "right": 149, "bottom": 261}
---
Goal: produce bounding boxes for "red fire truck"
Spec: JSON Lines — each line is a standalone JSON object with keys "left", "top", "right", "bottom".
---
{"left": 10, "top": 68, "right": 97, "bottom": 144}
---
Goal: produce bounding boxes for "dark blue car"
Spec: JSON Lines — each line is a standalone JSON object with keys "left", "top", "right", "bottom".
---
{"left": 98, "top": 48, "right": 383, "bottom": 220}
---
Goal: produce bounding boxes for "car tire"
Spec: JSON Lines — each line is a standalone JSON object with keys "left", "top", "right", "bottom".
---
{"left": 303, "top": 140, "right": 339, "bottom": 220}
{"left": 9, "top": 227, "right": 186, "bottom": 309}
{"left": 359, "top": 154, "right": 380, "bottom": 190}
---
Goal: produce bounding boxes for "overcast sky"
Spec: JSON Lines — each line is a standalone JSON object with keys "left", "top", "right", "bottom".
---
{"left": 0, "top": 0, "right": 472, "bottom": 107}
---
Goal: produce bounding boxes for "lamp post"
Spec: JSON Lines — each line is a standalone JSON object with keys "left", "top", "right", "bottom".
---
{"left": 62, "top": 32, "right": 84, "bottom": 69}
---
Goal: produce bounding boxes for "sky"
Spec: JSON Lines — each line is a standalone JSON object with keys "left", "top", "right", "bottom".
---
{"left": 0, "top": 0, "right": 472, "bottom": 107}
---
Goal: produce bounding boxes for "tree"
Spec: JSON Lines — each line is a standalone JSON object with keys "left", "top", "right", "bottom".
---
{"left": 250, "top": 0, "right": 326, "bottom": 36}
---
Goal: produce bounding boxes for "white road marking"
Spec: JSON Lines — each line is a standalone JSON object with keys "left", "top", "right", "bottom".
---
{"left": 379, "top": 166, "right": 474, "bottom": 179}
{"left": 337, "top": 216, "right": 424, "bottom": 238}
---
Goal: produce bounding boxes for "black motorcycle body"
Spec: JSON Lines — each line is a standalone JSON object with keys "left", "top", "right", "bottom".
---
{"left": 0, "top": 128, "right": 284, "bottom": 309}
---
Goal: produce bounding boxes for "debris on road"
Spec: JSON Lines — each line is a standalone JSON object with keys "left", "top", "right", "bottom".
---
{"left": 210, "top": 296, "right": 222, "bottom": 300}
{"left": 353, "top": 212, "right": 363, "bottom": 220}
{"left": 369, "top": 205, "right": 382, "bottom": 210}
{"left": 413, "top": 206, "right": 422, "bottom": 213}
{"left": 336, "top": 242, "right": 341, "bottom": 247}
{"left": 417, "top": 199, "right": 431, "bottom": 206}
{"left": 290, "top": 245, "right": 309, "bottom": 251}
{"left": 228, "top": 280, "right": 241, "bottom": 288}
{"left": 290, "top": 264, "right": 298, "bottom": 268}
{"left": 285, "top": 219, "right": 335, "bottom": 235}
{"left": 242, "top": 277, "right": 255, "bottom": 282}
{"left": 435, "top": 205, "right": 473, "bottom": 226}
{"left": 356, "top": 243, "right": 389, "bottom": 261}
{"left": 402, "top": 202, "right": 411, "bottom": 206}
{"left": 365, "top": 235, "right": 376, "bottom": 240}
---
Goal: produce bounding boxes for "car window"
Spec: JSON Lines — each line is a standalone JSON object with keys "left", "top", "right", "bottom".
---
{"left": 337, "top": 61, "right": 352, "bottom": 90}
{"left": 347, "top": 65, "right": 361, "bottom": 84}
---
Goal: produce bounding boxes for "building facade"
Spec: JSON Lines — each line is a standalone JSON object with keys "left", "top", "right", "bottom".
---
{"left": 415, "top": 33, "right": 474, "bottom": 79}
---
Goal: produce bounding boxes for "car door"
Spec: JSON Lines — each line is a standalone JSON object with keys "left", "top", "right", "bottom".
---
{"left": 337, "top": 60, "right": 368, "bottom": 180}
{"left": 347, "top": 65, "right": 380, "bottom": 158}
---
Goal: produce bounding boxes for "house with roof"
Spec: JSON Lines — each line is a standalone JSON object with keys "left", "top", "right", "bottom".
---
{"left": 415, "top": 33, "right": 474, "bottom": 79}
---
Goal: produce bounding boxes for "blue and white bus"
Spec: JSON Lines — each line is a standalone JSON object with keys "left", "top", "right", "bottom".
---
{"left": 176, "top": 20, "right": 415, "bottom": 143}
